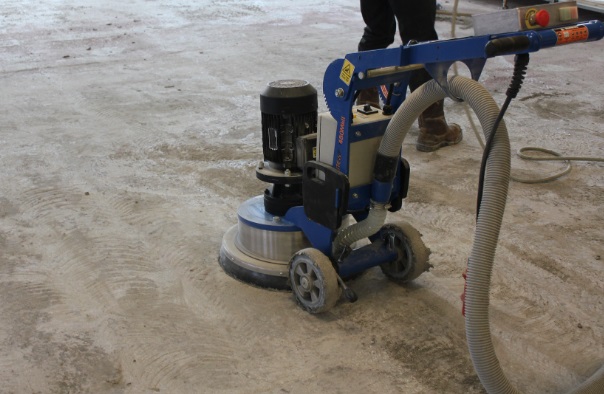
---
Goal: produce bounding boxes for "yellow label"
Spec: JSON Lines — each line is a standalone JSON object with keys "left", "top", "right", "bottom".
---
{"left": 312, "top": 146, "right": 316, "bottom": 159}
{"left": 339, "top": 59, "right": 354, "bottom": 85}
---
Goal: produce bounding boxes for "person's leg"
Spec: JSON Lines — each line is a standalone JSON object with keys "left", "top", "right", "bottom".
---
{"left": 393, "top": 0, "right": 437, "bottom": 92}
{"left": 392, "top": 0, "right": 462, "bottom": 152}
{"left": 391, "top": 0, "right": 438, "bottom": 44}
{"left": 357, "top": 0, "right": 396, "bottom": 108}
{"left": 358, "top": 0, "right": 397, "bottom": 51}
{"left": 415, "top": 100, "right": 463, "bottom": 152}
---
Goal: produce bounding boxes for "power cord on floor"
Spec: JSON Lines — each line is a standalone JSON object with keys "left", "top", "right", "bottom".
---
{"left": 438, "top": 0, "right": 604, "bottom": 184}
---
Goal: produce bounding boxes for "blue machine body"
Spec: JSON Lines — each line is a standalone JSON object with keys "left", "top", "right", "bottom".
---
{"left": 245, "top": 20, "right": 604, "bottom": 277}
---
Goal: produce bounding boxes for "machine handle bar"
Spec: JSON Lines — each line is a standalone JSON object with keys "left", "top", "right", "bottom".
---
{"left": 485, "top": 36, "right": 531, "bottom": 57}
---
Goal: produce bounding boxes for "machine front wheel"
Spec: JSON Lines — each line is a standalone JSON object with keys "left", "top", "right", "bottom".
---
{"left": 288, "top": 248, "right": 340, "bottom": 313}
{"left": 379, "top": 221, "right": 430, "bottom": 283}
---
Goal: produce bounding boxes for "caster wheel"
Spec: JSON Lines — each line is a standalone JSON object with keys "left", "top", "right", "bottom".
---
{"left": 288, "top": 248, "right": 340, "bottom": 313}
{"left": 379, "top": 221, "right": 430, "bottom": 283}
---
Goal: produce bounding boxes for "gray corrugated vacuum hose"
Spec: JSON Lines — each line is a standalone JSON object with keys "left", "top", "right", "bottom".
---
{"left": 332, "top": 201, "right": 387, "bottom": 256}
{"left": 332, "top": 76, "right": 466, "bottom": 253}
{"left": 334, "top": 75, "right": 604, "bottom": 393}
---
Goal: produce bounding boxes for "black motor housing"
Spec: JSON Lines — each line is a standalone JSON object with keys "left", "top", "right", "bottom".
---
{"left": 257, "top": 80, "right": 318, "bottom": 216}
{"left": 260, "top": 80, "right": 317, "bottom": 171}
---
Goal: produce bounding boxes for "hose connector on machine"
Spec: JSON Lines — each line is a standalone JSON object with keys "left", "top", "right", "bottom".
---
{"left": 332, "top": 200, "right": 388, "bottom": 258}
{"left": 371, "top": 153, "right": 399, "bottom": 204}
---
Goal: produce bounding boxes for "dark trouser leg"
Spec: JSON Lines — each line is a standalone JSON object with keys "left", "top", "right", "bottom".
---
{"left": 358, "top": 0, "right": 396, "bottom": 52}
{"left": 356, "top": 0, "right": 395, "bottom": 108}
{"left": 394, "top": 0, "right": 438, "bottom": 92}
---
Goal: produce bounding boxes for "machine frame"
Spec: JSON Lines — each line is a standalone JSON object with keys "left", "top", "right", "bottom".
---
{"left": 219, "top": 13, "right": 603, "bottom": 311}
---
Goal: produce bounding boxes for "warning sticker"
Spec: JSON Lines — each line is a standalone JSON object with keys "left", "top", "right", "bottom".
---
{"left": 555, "top": 25, "right": 588, "bottom": 45}
{"left": 380, "top": 84, "right": 389, "bottom": 99}
{"left": 339, "top": 59, "right": 354, "bottom": 85}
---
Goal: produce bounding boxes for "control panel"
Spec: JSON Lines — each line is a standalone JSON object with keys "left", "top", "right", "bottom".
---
{"left": 317, "top": 105, "right": 392, "bottom": 188}
{"left": 473, "top": 1, "right": 579, "bottom": 35}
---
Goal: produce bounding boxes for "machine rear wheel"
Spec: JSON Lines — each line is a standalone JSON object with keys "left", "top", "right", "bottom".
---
{"left": 379, "top": 221, "right": 430, "bottom": 283}
{"left": 288, "top": 248, "right": 340, "bottom": 313}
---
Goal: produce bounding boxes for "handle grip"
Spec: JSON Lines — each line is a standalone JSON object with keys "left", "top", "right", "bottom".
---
{"left": 485, "top": 35, "right": 531, "bottom": 57}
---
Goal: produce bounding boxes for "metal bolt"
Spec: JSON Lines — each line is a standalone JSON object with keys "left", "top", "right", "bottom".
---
{"left": 335, "top": 88, "right": 344, "bottom": 98}
{"left": 284, "top": 169, "right": 291, "bottom": 176}
{"left": 358, "top": 71, "right": 365, "bottom": 80}
{"left": 273, "top": 216, "right": 281, "bottom": 222}
{"left": 352, "top": 193, "right": 359, "bottom": 199}
{"left": 355, "top": 131, "right": 362, "bottom": 137}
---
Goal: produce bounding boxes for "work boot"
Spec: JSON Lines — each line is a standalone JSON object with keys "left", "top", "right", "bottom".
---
{"left": 356, "top": 87, "right": 380, "bottom": 109}
{"left": 416, "top": 99, "right": 462, "bottom": 152}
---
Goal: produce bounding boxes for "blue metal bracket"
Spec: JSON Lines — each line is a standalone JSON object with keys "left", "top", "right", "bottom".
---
{"left": 285, "top": 20, "right": 604, "bottom": 263}
{"left": 323, "top": 20, "right": 604, "bottom": 184}
{"left": 325, "top": 21, "right": 603, "bottom": 120}
{"left": 284, "top": 206, "right": 334, "bottom": 256}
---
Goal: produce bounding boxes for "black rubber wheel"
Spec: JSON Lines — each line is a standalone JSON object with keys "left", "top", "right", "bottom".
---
{"left": 378, "top": 221, "right": 430, "bottom": 283}
{"left": 288, "top": 248, "right": 340, "bottom": 313}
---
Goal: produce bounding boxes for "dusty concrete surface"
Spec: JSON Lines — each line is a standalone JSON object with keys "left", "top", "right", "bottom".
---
{"left": 0, "top": 0, "right": 602, "bottom": 393}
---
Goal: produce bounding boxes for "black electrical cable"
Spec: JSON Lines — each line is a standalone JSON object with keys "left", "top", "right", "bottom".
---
{"left": 476, "top": 53, "right": 529, "bottom": 219}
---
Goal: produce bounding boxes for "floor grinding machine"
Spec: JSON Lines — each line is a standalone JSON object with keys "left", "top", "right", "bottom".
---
{"left": 218, "top": 4, "right": 604, "bottom": 389}
{"left": 219, "top": 3, "right": 603, "bottom": 319}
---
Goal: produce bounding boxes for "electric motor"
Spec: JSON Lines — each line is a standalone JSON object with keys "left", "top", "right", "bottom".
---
{"left": 255, "top": 80, "right": 318, "bottom": 216}
{"left": 259, "top": 80, "right": 317, "bottom": 171}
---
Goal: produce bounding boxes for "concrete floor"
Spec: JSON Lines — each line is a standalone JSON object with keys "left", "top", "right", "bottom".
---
{"left": 1, "top": 1, "right": 602, "bottom": 393}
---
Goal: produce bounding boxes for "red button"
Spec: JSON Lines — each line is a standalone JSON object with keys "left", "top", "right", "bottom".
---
{"left": 535, "top": 10, "right": 550, "bottom": 27}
